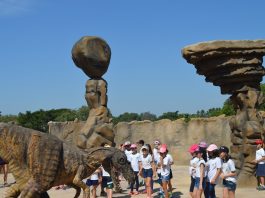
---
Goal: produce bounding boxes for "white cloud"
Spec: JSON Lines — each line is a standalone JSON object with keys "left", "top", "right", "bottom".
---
{"left": 0, "top": 0, "right": 34, "bottom": 16}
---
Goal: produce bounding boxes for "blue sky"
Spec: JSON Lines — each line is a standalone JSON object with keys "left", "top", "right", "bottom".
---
{"left": 1, "top": 0, "right": 265, "bottom": 116}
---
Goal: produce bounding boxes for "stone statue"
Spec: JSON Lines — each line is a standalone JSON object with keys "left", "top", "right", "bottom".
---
{"left": 71, "top": 36, "right": 115, "bottom": 148}
{"left": 0, "top": 123, "right": 134, "bottom": 198}
{"left": 182, "top": 40, "right": 265, "bottom": 185}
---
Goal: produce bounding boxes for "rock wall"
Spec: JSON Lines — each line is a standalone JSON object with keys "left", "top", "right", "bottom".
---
{"left": 114, "top": 116, "right": 232, "bottom": 165}
{"left": 49, "top": 115, "right": 232, "bottom": 165}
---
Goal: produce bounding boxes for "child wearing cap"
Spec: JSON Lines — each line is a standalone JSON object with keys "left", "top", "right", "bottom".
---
{"left": 139, "top": 145, "right": 156, "bottom": 198}
{"left": 252, "top": 139, "right": 265, "bottom": 190}
{"left": 193, "top": 147, "right": 207, "bottom": 198}
{"left": 85, "top": 168, "right": 102, "bottom": 198}
{"left": 159, "top": 145, "right": 173, "bottom": 198}
{"left": 205, "top": 144, "right": 222, "bottom": 198}
{"left": 219, "top": 146, "right": 237, "bottom": 198}
{"left": 188, "top": 144, "right": 199, "bottom": 197}
{"left": 127, "top": 144, "right": 141, "bottom": 195}
{"left": 101, "top": 165, "right": 114, "bottom": 198}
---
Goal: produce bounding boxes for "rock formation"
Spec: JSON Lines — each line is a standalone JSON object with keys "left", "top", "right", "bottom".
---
{"left": 182, "top": 40, "right": 265, "bottom": 185}
{"left": 68, "top": 36, "right": 114, "bottom": 148}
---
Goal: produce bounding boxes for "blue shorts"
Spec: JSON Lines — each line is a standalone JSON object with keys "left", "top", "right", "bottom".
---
{"left": 142, "top": 168, "right": 153, "bottom": 178}
{"left": 102, "top": 176, "right": 113, "bottom": 189}
{"left": 256, "top": 164, "right": 265, "bottom": 177}
{"left": 223, "top": 180, "right": 236, "bottom": 191}
{"left": 161, "top": 174, "right": 170, "bottom": 182}
{"left": 194, "top": 177, "right": 206, "bottom": 190}
{"left": 86, "top": 179, "right": 99, "bottom": 186}
{"left": 155, "top": 173, "right": 162, "bottom": 185}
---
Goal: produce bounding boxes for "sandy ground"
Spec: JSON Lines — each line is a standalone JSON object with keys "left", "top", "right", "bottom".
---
{"left": 0, "top": 165, "right": 265, "bottom": 198}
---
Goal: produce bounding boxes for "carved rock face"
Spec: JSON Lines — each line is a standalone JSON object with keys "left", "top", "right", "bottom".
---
{"left": 72, "top": 36, "right": 111, "bottom": 78}
{"left": 182, "top": 40, "right": 265, "bottom": 94}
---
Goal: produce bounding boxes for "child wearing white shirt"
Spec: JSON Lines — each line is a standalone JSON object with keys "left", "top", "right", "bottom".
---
{"left": 219, "top": 146, "right": 237, "bottom": 198}
{"left": 252, "top": 139, "right": 265, "bottom": 190}
{"left": 128, "top": 144, "right": 141, "bottom": 195}
{"left": 206, "top": 144, "right": 221, "bottom": 198}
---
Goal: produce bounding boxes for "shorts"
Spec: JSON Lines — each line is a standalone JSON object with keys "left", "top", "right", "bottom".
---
{"left": 189, "top": 177, "right": 195, "bottom": 192}
{"left": 142, "top": 168, "right": 153, "bottom": 178}
{"left": 86, "top": 179, "right": 99, "bottom": 186}
{"left": 256, "top": 164, "right": 265, "bottom": 177}
{"left": 169, "top": 168, "right": 173, "bottom": 179}
{"left": 194, "top": 177, "right": 206, "bottom": 190}
{"left": 0, "top": 157, "right": 7, "bottom": 165}
{"left": 161, "top": 174, "right": 170, "bottom": 182}
{"left": 223, "top": 180, "right": 236, "bottom": 191}
{"left": 102, "top": 176, "right": 113, "bottom": 189}
{"left": 156, "top": 173, "right": 162, "bottom": 185}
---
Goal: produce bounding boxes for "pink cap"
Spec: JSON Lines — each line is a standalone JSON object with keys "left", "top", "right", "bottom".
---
{"left": 188, "top": 144, "right": 199, "bottom": 154}
{"left": 159, "top": 146, "right": 167, "bottom": 153}
{"left": 161, "top": 144, "right": 167, "bottom": 149}
{"left": 199, "top": 141, "right": 208, "bottom": 148}
{"left": 130, "top": 144, "right": 137, "bottom": 148}
{"left": 207, "top": 144, "right": 218, "bottom": 152}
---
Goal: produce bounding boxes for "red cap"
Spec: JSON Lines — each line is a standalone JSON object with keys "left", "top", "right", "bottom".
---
{"left": 188, "top": 144, "right": 199, "bottom": 154}
{"left": 256, "top": 139, "right": 263, "bottom": 145}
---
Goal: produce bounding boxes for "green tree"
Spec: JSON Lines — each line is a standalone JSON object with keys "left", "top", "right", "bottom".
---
{"left": 158, "top": 111, "right": 179, "bottom": 120}
{"left": 206, "top": 108, "right": 223, "bottom": 117}
{"left": 221, "top": 99, "right": 235, "bottom": 116}
{"left": 139, "top": 112, "right": 157, "bottom": 121}
{"left": 112, "top": 112, "right": 140, "bottom": 125}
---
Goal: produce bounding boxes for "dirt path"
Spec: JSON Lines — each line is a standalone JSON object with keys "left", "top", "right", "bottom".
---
{"left": 0, "top": 165, "right": 264, "bottom": 197}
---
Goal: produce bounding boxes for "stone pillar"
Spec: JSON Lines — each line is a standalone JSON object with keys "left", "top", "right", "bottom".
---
{"left": 182, "top": 40, "right": 265, "bottom": 185}
{"left": 71, "top": 36, "right": 114, "bottom": 148}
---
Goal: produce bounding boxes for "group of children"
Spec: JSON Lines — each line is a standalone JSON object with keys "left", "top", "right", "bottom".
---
{"left": 188, "top": 141, "right": 236, "bottom": 198}
{"left": 80, "top": 139, "right": 174, "bottom": 198}
{"left": 188, "top": 139, "right": 265, "bottom": 198}
{"left": 123, "top": 139, "right": 174, "bottom": 198}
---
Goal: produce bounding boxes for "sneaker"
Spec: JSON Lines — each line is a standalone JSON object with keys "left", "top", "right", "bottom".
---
{"left": 134, "top": 191, "right": 139, "bottom": 195}
{"left": 129, "top": 191, "right": 134, "bottom": 195}
{"left": 259, "top": 185, "right": 265, "bottom": 190}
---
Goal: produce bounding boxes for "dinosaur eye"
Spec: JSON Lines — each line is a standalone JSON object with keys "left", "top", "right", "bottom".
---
{"left": 119, "top": 157, "right": 126, "bottom": 165}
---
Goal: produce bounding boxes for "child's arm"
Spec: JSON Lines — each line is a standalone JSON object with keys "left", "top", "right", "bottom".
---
{"left": 221, "top": 171, "right": 236, "bottom": 179}
{"left": 210, "top": 168, "right": 221, "bottom": 184}
{"left": 151, "top": 161, "right": 156, "bottom": 177}
{"left": 97, "top": 168, "right": 102, "bottom": 183}
{"left": 138, "top": 161, "right": 143, "bottom": 176}
{"left": 199, "top": 163, "right": 205, "bottom": 190}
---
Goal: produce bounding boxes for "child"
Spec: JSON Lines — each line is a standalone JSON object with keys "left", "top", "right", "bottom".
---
{"left": 128, "top": 144, "right": 140, "bottom": 195}
{"left": 139, "top": 145, "right": 156, "bottom": 198}
{"left": 193, "top": 147, "right": 207, "bottom": 198}
{"left": 206, "top": 144, "right": 221, "bottom": 198}
{"left": 188, "top": 144, "right": 199, "bottom": 198}
{"left": 159, "top": 146, "right": 172, "bottom": 198}
{"left": 219, "top": 146, "right": 237, "bottom": 198}
{"left": 86, "top": 168, "right": 102, "bottom": 198}
{"left": 252, "top": 139, "right": 265, "bottom": 190}
{"left": 101, "top": 165, "right": 114, "bottom": 198}
{"left": 0, "top": 157, "right": 8, "bottom": 186}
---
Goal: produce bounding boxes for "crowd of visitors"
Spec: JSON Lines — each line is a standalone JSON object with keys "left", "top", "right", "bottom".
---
{"left": 188, "top": 139, "right": 265, "bottom": 198}
{"left": 1, "top": 138, "right": 265, "bottom": 198}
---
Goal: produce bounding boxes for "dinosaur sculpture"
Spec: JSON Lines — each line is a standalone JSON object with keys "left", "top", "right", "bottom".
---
{"left": 0, "top": 123, "right": 134, "bottom": 198}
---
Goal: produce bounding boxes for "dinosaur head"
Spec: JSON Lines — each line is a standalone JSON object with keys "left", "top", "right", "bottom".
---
{"left": 101, "top": 147, "right": 135, "bottom": 183}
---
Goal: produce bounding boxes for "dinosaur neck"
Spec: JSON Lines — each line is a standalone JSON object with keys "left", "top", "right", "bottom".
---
{"left": 83, "top": 147, "right": 114, "bottom": 174}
